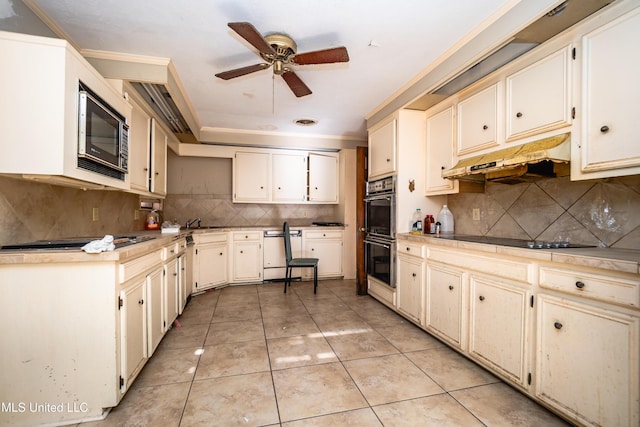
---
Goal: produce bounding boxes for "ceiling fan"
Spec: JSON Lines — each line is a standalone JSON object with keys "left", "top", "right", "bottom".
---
{"left": 215, "top": 22, "right": 350, "bottom": 97}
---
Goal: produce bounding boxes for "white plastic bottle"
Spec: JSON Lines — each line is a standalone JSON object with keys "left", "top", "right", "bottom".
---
{"left": 437, "top": 205, "right": 454, "bottom": 234}
{"left": 411, "top": 208, "right": 422, "bottom": 233}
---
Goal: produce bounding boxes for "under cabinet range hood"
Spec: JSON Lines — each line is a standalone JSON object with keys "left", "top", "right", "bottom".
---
{"left": 442, "top": 133, "right": 571, "bottom": 184}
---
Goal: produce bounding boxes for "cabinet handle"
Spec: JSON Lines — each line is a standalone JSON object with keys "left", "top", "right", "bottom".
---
{"left": 554, "top": 322, "right": 563, "bottom": 330}
{"left": 441, "top": 166, "right": 445, "bottom": 170}
{"left": 240, "top": 250, "right": 244, "bottom": 254}
{"left": 600, "top": 125, "right": 610, "bottom": 133}
{"left": 173, "top": 272, "right": 178, "bottom": 276}
{"left": 315, "top": 186, "right": 318, "bottom": 190}
{"left": 155, "top": 171, "right": 159, "bottom": 176}
{"left": 482, "top": 125, "right": 488, "bottom": 130}
{"left": 516, "top": 112, "right": 523, "bottom": 118}
{"left": 219, "top": 252, "right": 223, "bottom": 256}
{"left": 406, "top": 247, "right": 410, "bottom": 251}
{"left": 278, "top": 186, "right": 281, "bottom": 190}
{"left": 138, "top": 299, "right": 144, "bottom": 305}
{"left": 170, "top": 249, "right": 175, "bottom": 254}
{"left": 311, "top": 248, "right": 315, "bottom": 251}
{"left": 575, "top": 281, "right": 585, "bottom": 289}
{"left": 412, "top": 273, "right": 417, "bottom": 277}
{"left": 260, "top": 186, "right": 264, "bottom": 189}
{"left": 323, "top": 234, "right": 326, "bottom": 237}
{"left": 386, "top": 158, "right": 391, "bottom": 162}
{"left": 143, "top": 167, "right": 148, "bottom": 172}
{"left": 479, "top": 295, "right": 485, "bottom": 301}
{"left": 449, "top": 285, "right": 454, "bottom": 290}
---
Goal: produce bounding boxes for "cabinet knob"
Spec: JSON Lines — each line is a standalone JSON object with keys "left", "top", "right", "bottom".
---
{"left": 386, "top": 158, "right": 391, "bottom": 162}
{"left": 575, "top": 281, "right": 585, "bottom": 289}
{"left": 278, "top": 186, "right": 281, "bottom": 190}
{"left": 600, "top": 125, "right": 610, "bottom": 133}
{"left": 412, "top": 273, "right": 417, "bottom": 277}
{"left": 260, "top": 186, "right": 264, "bottom": 189}
{"left": 155, "top": 171, "right": 159, "bottom": 176}
{"left": 479, "top": 295, "right": 485, "bottom": 301}
{"left": 240, "top": 250, "right": 244, "bottom": 254}
{"left": 406, "top": 247, "right": 410, "bottom": 251}
{"left": 482, "top": 125, "right": 488, "bottom": 130}
{"left": 554, "top": 322, "right": 563, "bottom": 330}
{"left": 315, "top": 187, "right": 318, "bottom": 190}
{"left": 138, "top": 299, "right": 144, "bottom": 305}
{"left": 143, "top": 167, "right": 149, "bottom": 172}
{"left": 173, "top": 272, "right": 178, "bottom": 276}
{"left": 441, "top": 166, "right": 445, "bottom": 170}
{"left": 311, "top": 248, "right": 315, "bottom": 251}
{"left": 448, "top": 285, "right": 454, "bottom": 290}
{"left": 516, "top": 112, "right": 523, "bottom": 118}
{"left": 219, "top": 252, "right": 223, "bottom": 256}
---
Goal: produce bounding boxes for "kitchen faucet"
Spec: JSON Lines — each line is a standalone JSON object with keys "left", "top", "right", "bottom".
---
{"left": 186, "top": 218, "right": 201, "bottom": 229}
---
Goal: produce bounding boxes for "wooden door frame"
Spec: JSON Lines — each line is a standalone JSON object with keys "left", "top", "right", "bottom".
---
{"left": 356, "top": 146, "right": 367, "bottom": 295}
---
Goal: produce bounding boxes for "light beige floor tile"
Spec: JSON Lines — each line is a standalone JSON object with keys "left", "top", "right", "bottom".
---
{"left": 406, "top": 346, "right": 499, "bottom": 391}
{"left": 195, "top": 340, "right": 270, "bottom": 380}
{"left": 157, "top": 322, "right": 209, "bottom": 350}
{"left": 343, "top": 353, "right": 444, "bottom": 405}
{"left": 451, "top": 383, "right": 571, "bottom": 426}
{"left": 377, "top": 323, "right": 447, "bottom": 352}
{"left": 263, "top": 314, "right": 320, "bottom": 339}
{"left": 301, "top": 297, "right": 350, "bottom": 315}
{"left": 282, "top": 408, "right": 382, "bottom": 426}
{"left": 217, "top": 290, "right": 259, "bottom": 306}
{"left": 311, "top": 310, "right": 371, "bottom": 334}
{"left": 355, "top": 305, "right": 412, "bottom": 328}
{"left": 211, "top": 302, "right": 262, "bottom": 322}
{"left": 181, "top": 372, "right": 279, "bottom": 426}
{"left": 272, "top": 362, "right": 368, "bottom": 422}
{"left": 324, "top": 329, "right": 399, "bottom": 361}
{"left": 205, "top": 319, "right": 264, "bottom": 345}
{"left": 267, "top": 334, "right": 338, "bottom": 370}
{"left": 133, "top": 347, "right": 199, "bottom": 388}
{"left": 373, "top": 394, "right": 484, "bottom": 427}
{"left": 175, "top": 306, "right": 214, "bottom": 326}
{"left": 82, "top": 382, "right": 190, "bottom": 426}
{"left": 260, "top": 301, "right": 309, "bottom": 319}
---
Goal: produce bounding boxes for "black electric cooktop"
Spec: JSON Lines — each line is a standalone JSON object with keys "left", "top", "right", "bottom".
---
{"left": 436, "top": 235, "right": 595, "bottom": 249}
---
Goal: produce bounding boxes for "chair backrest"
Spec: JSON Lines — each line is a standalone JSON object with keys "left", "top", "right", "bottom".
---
{"left": 283, "top": 221, "right": 292, "bottom": 263}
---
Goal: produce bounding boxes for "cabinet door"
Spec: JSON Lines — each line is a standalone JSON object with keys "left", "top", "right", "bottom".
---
{"left": 272, "top": 153, "right": 307, "bottom": 202}
{"left": 146, "top": 267, "right": 164, "bottom": 357}
{"left": 457, "top": 84, "right": 499, "bottom": 155}
{"left": 164, "top": 258, "right": 179, "bottom": 327}
{"left": 194, "top": 243, "right": 228, "bottom": 292}
{"left": 579, "top": 8, "right": 640, "bottom": 175}
{"left": 368, "top": 118, "right": 396, "bottom": 179}
{"left": 468, "top": 275, "right": 528, "bottom": 384}
{"left": 536, "top": 295, "right": 639, "bottom": 427}
{"left": 425, "top": 263, "right": 464, "bottom": 348}
{"left": 178, "top": 254, "right": 188, "bottom": 315}
{"left": 304, "top": 234, "right": 343, "bottom": 278}
{"left": 425, "top": 105, "right": 457, "bottom": 195}
{"left": 120, "top": 278, "right": 147, "bottom": 391}
{"left": 308, "top": 153, "right": 338, "bottom": 203}
{"left": 128, "top": 99, "right": 151, "bottom": 192}
{"left": 397, "top": 255, "right": 424, "bottom": 324}
{"left": 506, "top": 46, "right": 571, "bottom": 140}
{"left": 233, "top": 152, "right": 270, "bottom": 202}
{"left": 232, "top": 241, "right": 262, "bottom": 282}
{"left": 150, "top": 119, "right": 167, "bottom": 196}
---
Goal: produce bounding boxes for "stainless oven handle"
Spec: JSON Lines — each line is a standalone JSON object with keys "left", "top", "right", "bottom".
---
{"left": 364, "top": 195, "right": 392, "bottom": 202}
{"left": 364, "top": 239, "right": 391, "bottom": 249}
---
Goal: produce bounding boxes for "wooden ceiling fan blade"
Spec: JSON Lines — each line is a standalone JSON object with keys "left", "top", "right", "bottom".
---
{"left": 215, "top": 63, "right": 270, "bottom": 80}
{"left": 228, "top": 22, "right": 275, "bottom": 56}
{"left": 281, "top": 71, "right": 312, "bottom": 97}
{"left": 292, "top": 46, "right": 349, "bottom": 65}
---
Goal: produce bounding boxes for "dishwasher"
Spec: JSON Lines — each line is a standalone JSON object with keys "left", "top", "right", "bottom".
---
{"left": 263, "top": 228, "right": 302, "bottom": 282}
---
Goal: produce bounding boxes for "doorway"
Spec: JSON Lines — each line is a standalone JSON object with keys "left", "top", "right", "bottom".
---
{"left": 356, "top": 146, "right": 367, "bottom": 295}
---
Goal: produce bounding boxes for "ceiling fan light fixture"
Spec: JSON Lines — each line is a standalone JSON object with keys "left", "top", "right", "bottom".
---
{"left": 294, "top": 118, "right": 318, "bottom": 126}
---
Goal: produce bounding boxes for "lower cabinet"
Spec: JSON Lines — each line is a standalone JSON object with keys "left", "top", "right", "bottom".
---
{"left": 146, "top": 267, "right": 164, "bottom": 357}
{"left": 193, "top": 232, "right": 228, "bottom": 292}
{"left": 397, "top": 251, "right": 424, "bottom": 325}
{"left": 303, "top": 230, "right": 343, "bottom": 278}
{"left": 231, "top": 231, "right": 263, "bottom": 283}
{"left": 536, "top": 294, "right": 639, "bottom": 427}
{"left": 164, "top": 257, "right": 179, "bottom": 329}
{"left": 425, "top": 262, "right": 465, "bottom": 349}
{"left": 468, "top": 275, "right": 529, "bottom": 386}
{"left": 120, "top": 278, "right": 147, "bottom": 391}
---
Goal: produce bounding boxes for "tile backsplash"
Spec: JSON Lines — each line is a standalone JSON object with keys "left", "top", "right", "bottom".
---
{"left": 447, "top": 175, "right": 640, "bottom": 249}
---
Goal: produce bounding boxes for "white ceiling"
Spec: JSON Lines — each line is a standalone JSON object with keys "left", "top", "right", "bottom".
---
{"left": 13, "top": 0, "right": 521, "bottom": 147}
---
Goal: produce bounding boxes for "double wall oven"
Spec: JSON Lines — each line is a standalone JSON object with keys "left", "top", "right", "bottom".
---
{"left": 364, "top": 176, "right": 396, "bottom": 288}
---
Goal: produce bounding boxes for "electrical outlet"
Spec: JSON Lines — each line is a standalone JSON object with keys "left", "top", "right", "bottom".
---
{"left": 92, "top": 207, "right": 99, "bottom": 222}
{"left": 472, "top": 208, "right": 480, "bottom": 221}
{"left": 134, "top": 210, "right": 139, "bottom": 220}
{"left": 303, "top": 210, "right": 308, "bottom": 218}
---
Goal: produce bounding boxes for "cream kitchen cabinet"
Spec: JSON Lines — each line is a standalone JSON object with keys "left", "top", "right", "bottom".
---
{"left": 308, "top": 152, "right": 339, "bottom": 203}
{"left": 128, "top": 97, "right": 152, "bottom": 192}
{"left": 469, "top": 275, "right": 529, "bottom": 386}
{"left": 573, "top": 6, "right": 640, "bottom": 179}
{"left": 146, "top": 266, "right": 164, "bottom": 356}
{"left": 368, "top": 116, "right": 397, "bottom": 179}
{"left": 457, "top": 83, "right": 500, "bottom": 156}
{"left": 150, "top": 118, "right": 168, "bottom": 196}
{"left": 178, "top": 253, "right": 189, "bottom": 314}
{"left": 272, "top": 153, "right": 307, "bottom": 202}
{"left": 303, "top": 229, "right": 343, "bottom": 278}
{"left": 396, "top": 242, "right": 425, "bottom": 325}
{"left": 536, "top": 294, "right": 639, "bottom": 427}
{"left": 119, "top": 277, "right": 147, "bottom": 391}
{"left": 233, "top": 152, "right": 270, "bottom": 202}
{"left": 164, "top": 258, "right": 179, "bottom": 329}
{"left": 505, "top": 46, "right": 572, "bottom": 140}
{"left": 425, "top": 261, "right": 466, "bottom": 349}
{"left": 193, "top": 232, "right": 229, "bottom": 292}
{"left": 231, "top": 231, "right": 263, "bottom": 283}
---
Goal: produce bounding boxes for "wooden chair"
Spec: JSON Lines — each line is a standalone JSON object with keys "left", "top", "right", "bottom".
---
{"left": 283, "top": 222, "right": 319, "bottom": 293}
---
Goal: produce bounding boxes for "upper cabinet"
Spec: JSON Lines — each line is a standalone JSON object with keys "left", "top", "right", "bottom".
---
{"left": 128, "top": 98, "right": 152, "bottom": 193}
{"left": 506, "top": 46, "right": 572, "bottom": 140}
{"left": 572, "top": 6, "right": 640, "bottom": 180}
{"left": 150, "top": 119, "right": 168, "bottom": 196}
{"left": 368, "top": 117, "right": 397, "bottom": 179}
{"left": 457, "top": 83, "right": 500, "bottom": 156}
{"left": 272, "top": 153, "right": 307, "bottom": 203}
{"left": 233, "top": 152, "right": 270, "bottom": 202}
{"left": 425, "top": 104, "right": 457, "bottom": 195}
{"left": 308, "top": 153, "right": 339, "bottom": 203}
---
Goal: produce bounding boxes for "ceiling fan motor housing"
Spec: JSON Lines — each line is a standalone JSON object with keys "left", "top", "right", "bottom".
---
{"left": 261, "top": 34, "right": 297, "bottom": 63}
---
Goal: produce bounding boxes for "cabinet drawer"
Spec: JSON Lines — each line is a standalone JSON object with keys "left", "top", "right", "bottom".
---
{"left": 233, "top": 231, "right": 261, "bottom": 241}
{"left": 539, "top": 266, "right": 639, "bottom": 307}
{"left": 305, "top": 230, "right": 343, "bottom": 239}
{"left": 120, "top": 249, "right": 163, "bottom": 284}
{"left": 428, "top": 247, "right": 533, "bottom": 284}
{"left": 397, "top": 242, "right": 425, "bottom": 258}
{"left": 196, "top": 232, "right": 228, "bottom": 244}
{"left": 162, "top": 241, "right": 183, "bottom": 260}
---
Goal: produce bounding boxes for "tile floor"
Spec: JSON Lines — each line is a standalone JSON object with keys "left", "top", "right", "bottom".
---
{"left": 81, "top": 279, "right": 571, "bottom": 426}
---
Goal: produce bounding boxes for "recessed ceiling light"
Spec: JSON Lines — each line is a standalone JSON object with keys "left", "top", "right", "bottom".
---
{"left": 294, "top": 118, "right": 318, "bottom": 126}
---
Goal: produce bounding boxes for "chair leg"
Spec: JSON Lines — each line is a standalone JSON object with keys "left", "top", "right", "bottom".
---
{"left": 284, "top": 266, "right": 288, "bottom": 294}
{"left": 313, "top": 265, "right": 317, "bottom": 294}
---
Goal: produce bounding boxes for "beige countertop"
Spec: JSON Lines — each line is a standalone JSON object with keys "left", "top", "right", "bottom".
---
{"left": 398, "top": 233, "right": 640, "bottom": 275}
